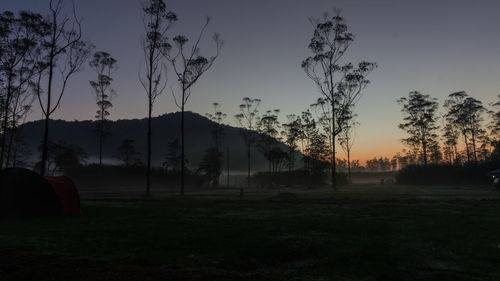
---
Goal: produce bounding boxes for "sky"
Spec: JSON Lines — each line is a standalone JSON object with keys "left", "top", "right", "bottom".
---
{"left": 3, "top": 0, "right": 500, "bottom": 163}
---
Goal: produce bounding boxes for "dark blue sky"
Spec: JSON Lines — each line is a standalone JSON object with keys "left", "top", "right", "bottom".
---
{"left": 4, "top": 0, "right": 500, "bottom": 160}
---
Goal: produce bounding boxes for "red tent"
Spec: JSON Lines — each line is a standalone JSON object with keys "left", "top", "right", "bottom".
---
{"left": 0, "top": 168, "right": 80, "bottom": 217}
{"left": 45, "top": 176, "right": 81, "bottom": 215}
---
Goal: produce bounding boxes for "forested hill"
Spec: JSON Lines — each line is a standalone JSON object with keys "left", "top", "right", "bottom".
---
{"left": 19, "top": 111, "right": 278, "bottom": 171}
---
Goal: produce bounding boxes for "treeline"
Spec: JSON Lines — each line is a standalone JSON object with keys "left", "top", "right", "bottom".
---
{"left": 0, "top": 3, "right": 378, "bottom": 194}
{"left": 0, "top": 0, "right": 221, "bottom": 196}
{"left": 395, "top": 91, "right": 499, "bottom": 185}
{"left": 397, "top": 91, "right": 498, "bottom": 166}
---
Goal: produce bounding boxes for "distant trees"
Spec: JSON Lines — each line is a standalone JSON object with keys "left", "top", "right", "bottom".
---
{"left": 490, "top": 95, "right": 500, "bottom": 139}
{"left": 338, "top": 111, "right": 358, "bottom": 181}
{"left": 89, "top": 51, "right": 117, "bottom": 166}
{"left": 162, "top": 138, "right": 182, "bottom": 175}
{"left": 282, "top": 114, "right": 302, "bottom": 172}
{"left": 257, "top": 109, "right": 282, "bottom": 173}
{"left": 38, "top": 140, "right": 87, "bottom": 175}
{"left": 35, "top": 0, "right": 92, "bottom": 176}
{"left": 444, "top": 91, "right": 487, "bottom": 163}
{"left": 197, "top": 147, "right": 222, "bottom": 186}
{"left": 302, "top": 10, "right": 375, "bottom": 190}
{"left": 204, "top": 102, "right": 226, "bottom": 186}
{"left": 163, "top": 17, "right": 222, "bottom": 196}
{"left": 397, "top": 91, "right": 440, "bottom": 166}
{"left": 139, "top": 0, "right": 177, "bottom": 195}
{"left": 114, "top": 139, "right": 139, "bottom": 167}
{"left": 393, "top": 89, "right": 497, "bottom": 169}
{"left": 235, "top": 97, "right": 260, "bottom": 194}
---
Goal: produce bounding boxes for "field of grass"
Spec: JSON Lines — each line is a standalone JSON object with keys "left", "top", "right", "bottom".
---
{"left": 1, "top": 184, "right": 500, "bottom": 280}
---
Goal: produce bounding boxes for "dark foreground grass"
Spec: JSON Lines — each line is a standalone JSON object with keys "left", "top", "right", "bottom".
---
{"left": 1, "top": 188, "right": 500, "bottom": 280}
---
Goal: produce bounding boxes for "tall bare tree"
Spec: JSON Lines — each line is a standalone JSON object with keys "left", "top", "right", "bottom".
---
{"left": 235, "top": 97, "right": 260, "bottom": 195}
{"left": 163, "top": 17, "right": 222, "bottom": 196}
{"left": 302, "top": 10, "right": 375, "bottom": 190}
{"left": 397, "top": 91, "right": 440, "bottom": 166}
{"left": 139, "top": 0, "right": 177, "bottom": 195}
{"left": 89, "top": 51, "right": 117, "bottom": 166}
{"left": 35, "top": 0, "right": 92, "bottom": 175}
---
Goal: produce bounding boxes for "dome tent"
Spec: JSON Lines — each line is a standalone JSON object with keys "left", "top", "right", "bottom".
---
{"left": 0, "top": 168, "right": 80, "bottom": 217}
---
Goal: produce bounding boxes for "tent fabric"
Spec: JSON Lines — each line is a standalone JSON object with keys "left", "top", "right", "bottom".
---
{"left": 44, "top": 176, "right": 80, "bottom": 215}
{"left": 0, "top": 168, "right": 80, "bottom": 217}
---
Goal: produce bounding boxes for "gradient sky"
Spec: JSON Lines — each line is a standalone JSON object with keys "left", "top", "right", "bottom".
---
{"left": 4, "top": 0, "right": 500, "bottom": 163}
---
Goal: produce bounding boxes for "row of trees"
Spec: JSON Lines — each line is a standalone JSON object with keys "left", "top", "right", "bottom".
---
{"left": 0, "top": 0, "right": 222, "bottom": 196}
{"left": 0, "top": 0, "right": 94, "bottom": 175}
{"left": 1, "top": 2, "right": 377, "bottom": 194}
{"left": 398, "top": 91, "right": 499, "bottom": 166}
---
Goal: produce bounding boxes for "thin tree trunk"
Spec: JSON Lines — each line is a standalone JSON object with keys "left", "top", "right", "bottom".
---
{"left": 347, "top": 149, "right": 351, "bottom": 182}
{"left": 463, "top": 134, "right": 470, "bottom": 163}
{"left": 99, "top": 123, "right": 103, "bottom": 166}
{"left": 331, "top": 102, "right": 336, "bottom": 190}
{"left": 99, "top": 95, "right": 105, "bottom": 166}
{"left": 146, "top": 101, "right": 152, "bottom": 195}
{"left": 5, "top": 122, "right": 16, "bottom": 167}
{"left": 0, "top": 74, "right": 13, "bottom": 169}
{"left": 244, "top": 143, "right": 250, "bottom": 196}
{"left": 422, "top": 141, "right": 428, "bottom": 165}
{"left": 180, "top": 91, "right": 185, "bottom": 196}
{"left": 471, "top": 132, "right": 478, "bottom": 162}
{"left": 41, "top": 55, "right": 55, "bottom": 176}
{"left": 226, "top": 146, "right": 229, "bottom": 188}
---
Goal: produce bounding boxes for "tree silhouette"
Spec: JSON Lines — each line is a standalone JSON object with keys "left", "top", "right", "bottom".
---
{"left": 257, "top": 109, "right": 281, "bottom": 173}
{"left": 441, "top": 123, "right": 459, "bottom": 164}
{"left": 163, "top": 17, "right": 222, "bottom": 196}
{"left": 282, "top": 114, "right": 302, "bottom": 172}
{"left": 235, "top": 97, "right": 260, "bottom": 195}
{"left": 35, "top": 0, "right": 92, "bottom": 176}
{"left": 338, "top": 110, "right": 358, "bottom": 181}
{"left": 114, "top": 139, "right": 139, "bottom": 167}
{"left": 162, "top": 138, "right": 183, "bottom": 175}
{"left": 302, "top": 10, "right": 375, "bottom": 190}
{"left": 205, "top": 102, "right": 226, "bottom": 186}
{"left": 0, "top": 11, "right": 43, "bottom": 169}
{"left": 444, "top": 91, "right": 486, "bottom": 163}
{"left": 490, "top": 95, "right": 500, "bottom": 139}
{"left": 397, "top": 91, "right": 439, "bottom": 166}
{"left": 139, "top": 0, "right": 177, "bottom": 195}
{"left": 89, "top": 51, "right": 117, "bottom": 166}
{"left": 198, "top": 147, "right": 222, "bottom": 187}
{"left": 205, "top": 102, "right": 226, "bottom": 153}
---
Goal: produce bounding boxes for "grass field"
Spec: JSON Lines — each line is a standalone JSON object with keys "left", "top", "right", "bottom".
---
{"left": 1, "top": 184, "right": 500, "bottom": 281}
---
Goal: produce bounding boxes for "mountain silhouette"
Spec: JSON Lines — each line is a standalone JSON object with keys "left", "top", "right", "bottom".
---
{"left": 18, "top": 112, "right": 290, "bottom": 172}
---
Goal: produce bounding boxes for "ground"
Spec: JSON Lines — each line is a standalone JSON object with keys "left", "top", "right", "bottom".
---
{"left": 1, "top": 184, "right": 500, "bottom": 281}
